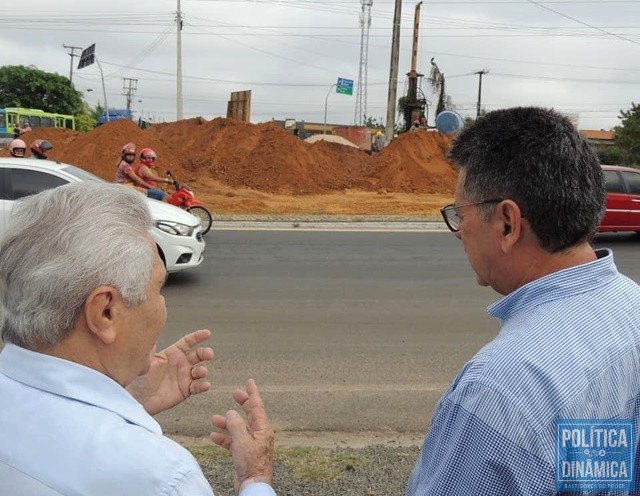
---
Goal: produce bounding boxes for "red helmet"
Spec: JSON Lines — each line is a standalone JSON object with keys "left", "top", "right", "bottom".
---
{"left": 9, "top": 139, "right": 26, "bottom": 158}
{"left": 30, "top": 139, "right": 53, "bottom": 159}
{"left": 139, "top": 148, "right": 157, "bottom": 166}
{"left": 121, "top": 142, "right": 136, "bottom": 162}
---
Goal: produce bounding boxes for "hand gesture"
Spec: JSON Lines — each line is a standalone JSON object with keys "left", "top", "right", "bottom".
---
{"left": 211, "top": 379, "right": 275, "bottom": 495}
{"left": 128, "top": 329, "right": 214, "bottom": 415}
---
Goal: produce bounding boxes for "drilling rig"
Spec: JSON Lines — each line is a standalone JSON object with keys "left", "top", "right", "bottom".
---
{"left": 403, "top": 1, "right": 427, "bottom": 132}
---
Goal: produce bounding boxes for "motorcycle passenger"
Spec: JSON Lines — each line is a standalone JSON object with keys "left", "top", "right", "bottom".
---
{"left": 114, "top": 143, "right": 164, "bottom": 201}
{"left": 134, "top": 148, "right": 172, "bottom": 195}
{"left": 9, "top": 139, "right": 27, "bottom": 158}
{"left": 30, "top": 139, "right": 53, "bottom": 160}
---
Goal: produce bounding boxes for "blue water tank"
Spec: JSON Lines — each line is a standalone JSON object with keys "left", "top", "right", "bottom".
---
{"left": 435, "top": 110, "right": 464, "bottom": 135}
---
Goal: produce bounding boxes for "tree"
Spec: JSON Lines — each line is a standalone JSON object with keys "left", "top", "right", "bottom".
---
{"left": 463, "top": 108, "right": 488, "bottom": 128}
{"left": 428, "top": 58, "right": 453, "bottom": 117}
{"left": 397, "top": 96, "right": 407, "bottom": 121}
{"left": 597, "top": 146, "right": 623, "bottom": 166}
{"left": 0, "top": 65, "right": 83, "bottom": 115}
{"left": 362, "top": 115, "right": 384, "bottom": 130}
{"left": 74, "top": 102, "right": 98, "bottom": 132}
{"left": 90, "top": 103, "right": 105, "bottom": 121}
{"left": 614, "top": 102, "right": 640, "bottom": 166}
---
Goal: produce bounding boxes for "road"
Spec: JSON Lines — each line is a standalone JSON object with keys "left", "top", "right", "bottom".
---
{"left": 156, "top": 229, "right": 640, "bottom": 438}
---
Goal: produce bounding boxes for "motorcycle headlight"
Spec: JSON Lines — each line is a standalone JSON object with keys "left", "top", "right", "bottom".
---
{"left": 155, "top": 220, "right": 194, "bottom": 237}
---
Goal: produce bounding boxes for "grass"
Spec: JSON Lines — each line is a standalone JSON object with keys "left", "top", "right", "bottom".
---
{"left": 188, "top": 444, "right": 372, "bottom": 483}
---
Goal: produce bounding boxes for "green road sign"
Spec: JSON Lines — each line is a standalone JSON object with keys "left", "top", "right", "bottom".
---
{"left": 337, "top": 77, "right": 354, "bottom": 96}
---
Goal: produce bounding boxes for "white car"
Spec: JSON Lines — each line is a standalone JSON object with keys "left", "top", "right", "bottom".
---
{"left": 0, "top": 158, "right": 205, "bottom": 273}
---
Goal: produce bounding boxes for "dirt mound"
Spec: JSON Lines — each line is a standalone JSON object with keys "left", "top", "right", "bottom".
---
{"left": 0, "top": 118, "right": 458, "bottom": 195}
{"left": 370, "top": 131, "right": 457, "bottom": 193}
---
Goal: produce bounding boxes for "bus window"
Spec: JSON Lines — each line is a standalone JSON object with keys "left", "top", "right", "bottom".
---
{"left": 19, "top": 116, "right": 33, "bottom": 128}
{"left": 41, "top": 117, "right": 54, "bottom": 127}
{"left": 65, "top": 118, "right": 75, "bottom": 130}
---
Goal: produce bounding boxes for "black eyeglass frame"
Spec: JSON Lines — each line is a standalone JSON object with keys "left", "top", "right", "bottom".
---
{"left": 440, "top": 199, "right": 503, "bottom": 232}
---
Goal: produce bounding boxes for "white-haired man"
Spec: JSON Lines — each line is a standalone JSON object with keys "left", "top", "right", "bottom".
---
{"left": 0, "top": 182, "right": 275, "bottom": 496}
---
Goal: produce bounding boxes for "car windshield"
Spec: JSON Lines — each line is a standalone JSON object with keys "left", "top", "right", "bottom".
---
{"left": 61, "top": 165, "right": 107, "bottom": 183}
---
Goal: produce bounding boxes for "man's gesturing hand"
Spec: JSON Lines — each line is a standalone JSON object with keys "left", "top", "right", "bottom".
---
{"left": 210, "top": 379, "right": 275, "bottom": 495}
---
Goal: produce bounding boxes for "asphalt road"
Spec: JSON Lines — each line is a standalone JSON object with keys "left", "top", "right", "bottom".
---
{"left": 156, "top": 229, "right": 640, "bottom": 437}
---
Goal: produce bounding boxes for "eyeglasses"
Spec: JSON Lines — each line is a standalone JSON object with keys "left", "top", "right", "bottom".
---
{"left": 142, "top": 156, "right": 156, "bottom": 162}
{"left": 440, "top": 200, "right": 503, "bottom": 232}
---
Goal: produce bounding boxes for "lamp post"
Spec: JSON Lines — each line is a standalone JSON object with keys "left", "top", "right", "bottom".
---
{"left": 323, "top": 84, "right": 336, "bottom": 135}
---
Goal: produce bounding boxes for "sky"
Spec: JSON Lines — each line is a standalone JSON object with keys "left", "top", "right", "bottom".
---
{"left": 3, "top": 0, "right": 640, "bottom": 130}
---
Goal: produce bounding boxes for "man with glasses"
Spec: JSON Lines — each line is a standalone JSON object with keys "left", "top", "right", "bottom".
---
{"left": 405, "top": 107, "right": 640, "bottom": 494}
{"left": 209, "top": 107, "right": 640, "bottom": 494}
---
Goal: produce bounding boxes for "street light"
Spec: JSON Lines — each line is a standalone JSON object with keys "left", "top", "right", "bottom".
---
{"left": 323, "top": 83, "right": 336, "bottom": 135}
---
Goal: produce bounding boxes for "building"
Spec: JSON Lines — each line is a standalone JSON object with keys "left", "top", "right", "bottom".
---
{"left": 580, "top": 130, "right": 615, "bottom": 151}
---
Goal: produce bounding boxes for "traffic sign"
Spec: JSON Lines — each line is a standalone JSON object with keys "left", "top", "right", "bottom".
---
{"left": 78, "top": 44, "right": 96, "bottom": 69}
{"left": 336, "top": 77, "right": 353, "bottom": 96}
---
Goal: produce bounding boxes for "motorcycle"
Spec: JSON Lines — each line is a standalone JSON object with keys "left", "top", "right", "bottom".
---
{"left": 165, "top": 171, "right": 212, "bottom": 235}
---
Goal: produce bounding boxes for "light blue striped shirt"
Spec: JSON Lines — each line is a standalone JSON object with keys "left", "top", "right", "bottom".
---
{"left": 408, "top": 249, "right": 640, "bottom": 495}
{"left": 0, "top": 344, "right": 275, "bottom": 496}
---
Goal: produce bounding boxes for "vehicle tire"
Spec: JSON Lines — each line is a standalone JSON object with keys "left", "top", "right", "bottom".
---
{"left": 188, "top": 206, "right": 212, "bottom": 235}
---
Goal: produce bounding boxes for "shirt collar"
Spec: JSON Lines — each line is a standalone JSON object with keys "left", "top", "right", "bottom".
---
{"left": 487, "top": 248, "right": 616, "bottom": 323}
{"left": 0, "top": 343, "right": 161, "bottom": 434}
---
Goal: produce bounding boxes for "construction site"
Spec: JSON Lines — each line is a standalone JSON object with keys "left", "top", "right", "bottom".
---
{"left": 0, "top": 118, "right": 458, "bottom": 218}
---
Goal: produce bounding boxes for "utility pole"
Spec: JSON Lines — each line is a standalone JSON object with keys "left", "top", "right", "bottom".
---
{"left": 405, "top": 2, "right": 424, "bottom": 132}
{"left": 384, "top": 0, "right": 402, "bottom": 143}
{"left": 475, "top": 69, "right": 488, "bottom": 118}
{"left": 122, "top": 78, "right": 139, "bottom": 110}
{"left": 176, "top": 0, "right": 184, "bottom": 120}
{"left": 63, "top": 44, "right": 83, "bottom": 85}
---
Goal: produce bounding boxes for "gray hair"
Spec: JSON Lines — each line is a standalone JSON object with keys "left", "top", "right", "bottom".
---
{"left": 0, "top": 182, "right": 154, "bottom": 350}
{"left": 448, "top": 107, "right": 605, "bottom": 253}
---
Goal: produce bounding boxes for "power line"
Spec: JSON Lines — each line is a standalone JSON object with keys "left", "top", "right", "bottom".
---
{"left": 526, "top": 0, "right": 640, "bottom": 46}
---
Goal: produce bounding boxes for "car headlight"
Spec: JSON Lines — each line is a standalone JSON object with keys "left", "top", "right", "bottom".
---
{"left": 155, "top": 220, "right": 194, "bottom": 237}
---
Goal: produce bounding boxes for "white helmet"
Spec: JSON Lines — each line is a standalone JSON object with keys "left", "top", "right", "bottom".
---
{"left": 9, "top": 139, "right": 27, "bottom": 158}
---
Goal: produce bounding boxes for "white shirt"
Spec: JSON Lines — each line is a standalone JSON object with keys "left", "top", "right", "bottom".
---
{"left": 0, "top": 344, "right": 276, "bottom": 496}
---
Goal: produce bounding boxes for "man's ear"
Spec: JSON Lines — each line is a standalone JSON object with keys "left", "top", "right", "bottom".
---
{"left": 84, "top": 286, "right": 121, "bottom": 345}
{"left": 496, "top": 200, "right": 523, "bottom": 252}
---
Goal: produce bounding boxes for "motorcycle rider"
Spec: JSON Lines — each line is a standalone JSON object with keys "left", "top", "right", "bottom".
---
{"left": 9, "top": 139, "right": 27, "bottom": 158}
{"left": 30, "top": 139, "right": 53, "bottom": 160}
{"left": 114, "top": 143, "right": 165, "bottom": 201}
{"left": 134, "top": 148, "right": 172, "bottom": 193}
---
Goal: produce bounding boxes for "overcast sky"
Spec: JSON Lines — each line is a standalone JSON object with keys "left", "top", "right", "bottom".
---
{"left": 3, "top": 0, "right": 639, "bottom": 130}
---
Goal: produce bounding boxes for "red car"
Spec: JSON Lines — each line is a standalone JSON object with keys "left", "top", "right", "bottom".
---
{"left": 600, "top": 165, "right": 640, "bottom": 233}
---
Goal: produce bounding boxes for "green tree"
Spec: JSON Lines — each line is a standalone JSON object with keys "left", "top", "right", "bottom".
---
{"left": 74, "top": 102, "right": 98, "bottom": 132}
{"left": 614, "top": 102, "right": 640, "bottom": 166}
{"left": 463, "top": 108, "right": 488, "bottom": 128}
{"left": 397, "top": 96, "right": 407, "bottom": 120}
{"left": 90, "top": 103, "right": 105, "bottom": 121}
{"left": 597, "top": 146, "right": 623, "bottom": 166}
{"left": 0, "top": 65, "right": 83, "bottom": 115}
{"left": 362, "top": 115, "right": 384, "bottom": 129}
